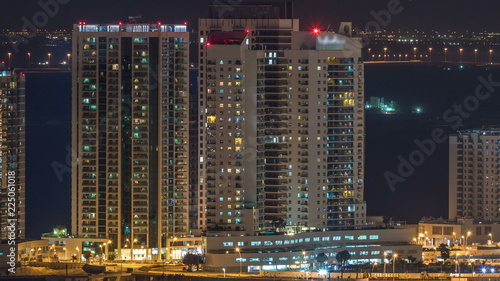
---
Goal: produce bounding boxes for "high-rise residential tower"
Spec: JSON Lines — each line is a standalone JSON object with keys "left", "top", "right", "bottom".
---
{"left": 449, "top": 128, "right": 500, "bottom": 221}
{"left": 198, "top": 1, "right": 366, "bottom": 235}
{"left": 0, "top": 63, "right": 25, "bottom": 241}
{"left": 72, "top": 22, "right": 189, "bottom": 260}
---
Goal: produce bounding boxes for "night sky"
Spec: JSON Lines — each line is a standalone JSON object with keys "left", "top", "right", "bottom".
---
{"left": 0, "top": 0, "right": 500, "bottom": 32}
{"left": 5, "top": 0, "right": 500, "bottom": 238}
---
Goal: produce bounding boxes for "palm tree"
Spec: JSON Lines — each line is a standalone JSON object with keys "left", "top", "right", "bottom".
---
{"left": 315, "top": 253, "right": 328, "bottom": 269}
{"left": 438, "top": 243, "right": 450, "bottom": 261}
{"left": 336, "top": 250, "right": 351, "bottom": 279}
{"left": 404, "top": 255, "right": 417, "bottom": 272}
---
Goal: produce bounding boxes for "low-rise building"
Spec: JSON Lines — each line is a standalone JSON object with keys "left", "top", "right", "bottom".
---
{"left": 204, "top": 228, "right": 421, "bottom": 273}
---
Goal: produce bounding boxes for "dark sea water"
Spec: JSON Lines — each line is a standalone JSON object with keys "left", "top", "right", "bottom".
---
{"left": 24, "top": 63, "right": 500, "bottom": 238}
{"left": 364, "top": 63, "right": 500, "bottom": 222}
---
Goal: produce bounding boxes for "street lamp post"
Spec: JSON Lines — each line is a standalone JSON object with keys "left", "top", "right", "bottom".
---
{"left": 465, "top": 231, "right": 471, "bottom": 247}
{"left": 444, "top": 48, "right": 448, "bottom": 62}
{"left": 383, "top": 252, "right": 388, "bottom": 278}
{"left": 474, "top": 49, "right": 478, "bottom": 63}
{"left": 384, "top": 48, "right": 387, "bottom": 61}
{"left": 459, "top": 48, "right": 463, "bottom": 63}
{"left": 393, "top": 253, "right": 398, "bottom": 281}
{"left": 372, "top": 262, "right": 378, "bottom": 275}
{"left": 48, "top": 53, "right": 52, "bottom": 68}
{"left": 7, "top": 52, "right": 11, "bottom": 69}
{"left": 51, "top": 245, "right": 56, "bottom": 261}
{"left": 429, "top": 48, "right": 432, "bottom": 62}
{"left": 131, "top": 238, "right": 137, "bottom": 260}
{"left": 99, "top": 244, "right": 104, "bottom": 264}
{"left": 489, "top": 49, "right": 493, "bottom": 64}
{"left": 27, "top": 52, "right": 31, "bottom": 68}
{"left": 67, "top": 53, "right": 71, "bottom": 69}
{"left": 236, "top": 248, "right": 242, "bottom": 276}
{"left": 63, "top": 247, "right": 67, "bottom": 260}
{"left": 368, "top": 48, "right": 371, "bottom": 60}
{"left": 413, "top": 47, "right": 417, "bottom": 60}
{"left": 489, "top": 233, "right": 493, "bottom": 244}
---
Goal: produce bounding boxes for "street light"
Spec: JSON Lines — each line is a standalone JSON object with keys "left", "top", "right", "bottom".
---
{"left": 383, "top": 252, "right": 388, "bottom": 277}
{"left": 99, "top": 244, "right": 104, "bottom": 264}
{"left": 489, "top": 233, "right": 493, "bottom": 244}
{"left": 489, "top": 49, "right": 493, "bottom": 64}
{"left": 428, "top": 47, "right": 432, "bottom": 62}
{"left": 7, "top": 52, "right": 11, "bottom": 69}
{"left": 67, "top": 53, "right": 71, "bottom": 69}
{"left": 474, "top": 49, "right": 478, "bottom": 63}
{"left": 63, "top": 247, "right": 67, "bottom": 260}
{"left": 372, "top": 262, "right": 378, "bottom": 275}
{"left": 76, "top": 247, "right": 80, "bottom": 262}
{"left": 466, "top": 231, "right": 471, "bottom": 246}
{"left": 459, "top": 48, "right": 463, "bottom": 63}
{"left": 51, "top": 245, "right": 56, "bottom": 260}
{"left": 235, "top": 248, "right": 242, "bottom": 276}
{"left": 48, "top": 53, "right": 52, "bottom": 68}
{"left": 444, "top": 48, "right": 448, "bottom": 62}
{"left": 384, "top": 48, "right": 388, "bottom": 61}
{"left": 368, "top": 48, "right": 371, "bottom": 60}
{"left": 392, "top": 253, "right": 398, "bottom": 281}
{"left": 413, "top": 47, "right": 417, "bottom": 60}
{"left": 27, "top": 52, "right": 31, "bottom": 68}
{"left": 131, "top": 238, "right": 137, "bottom": 260}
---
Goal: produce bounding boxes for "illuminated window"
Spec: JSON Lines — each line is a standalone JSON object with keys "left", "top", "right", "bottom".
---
{"left": 207, "top": 116, "right": 216, "bottom": 123}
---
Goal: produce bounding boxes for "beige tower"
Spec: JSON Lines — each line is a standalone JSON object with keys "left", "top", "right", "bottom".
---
{"left": 198, "top": 2, "right": 366, "bottom": 235}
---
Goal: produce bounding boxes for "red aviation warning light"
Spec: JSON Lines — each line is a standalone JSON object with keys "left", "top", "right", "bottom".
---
{"left": 206, "top": 42, "right": 212, "bottom": 47}
{"left": 245, "top": 29, "right": 251, "bottom": 33}
{"left": 313, "top": 28, "right": 320, "bottom": 34}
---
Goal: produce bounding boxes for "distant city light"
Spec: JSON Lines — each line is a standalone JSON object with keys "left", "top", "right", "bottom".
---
{"left": 415, "top": 107, "right": 422, "bottom": 113}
